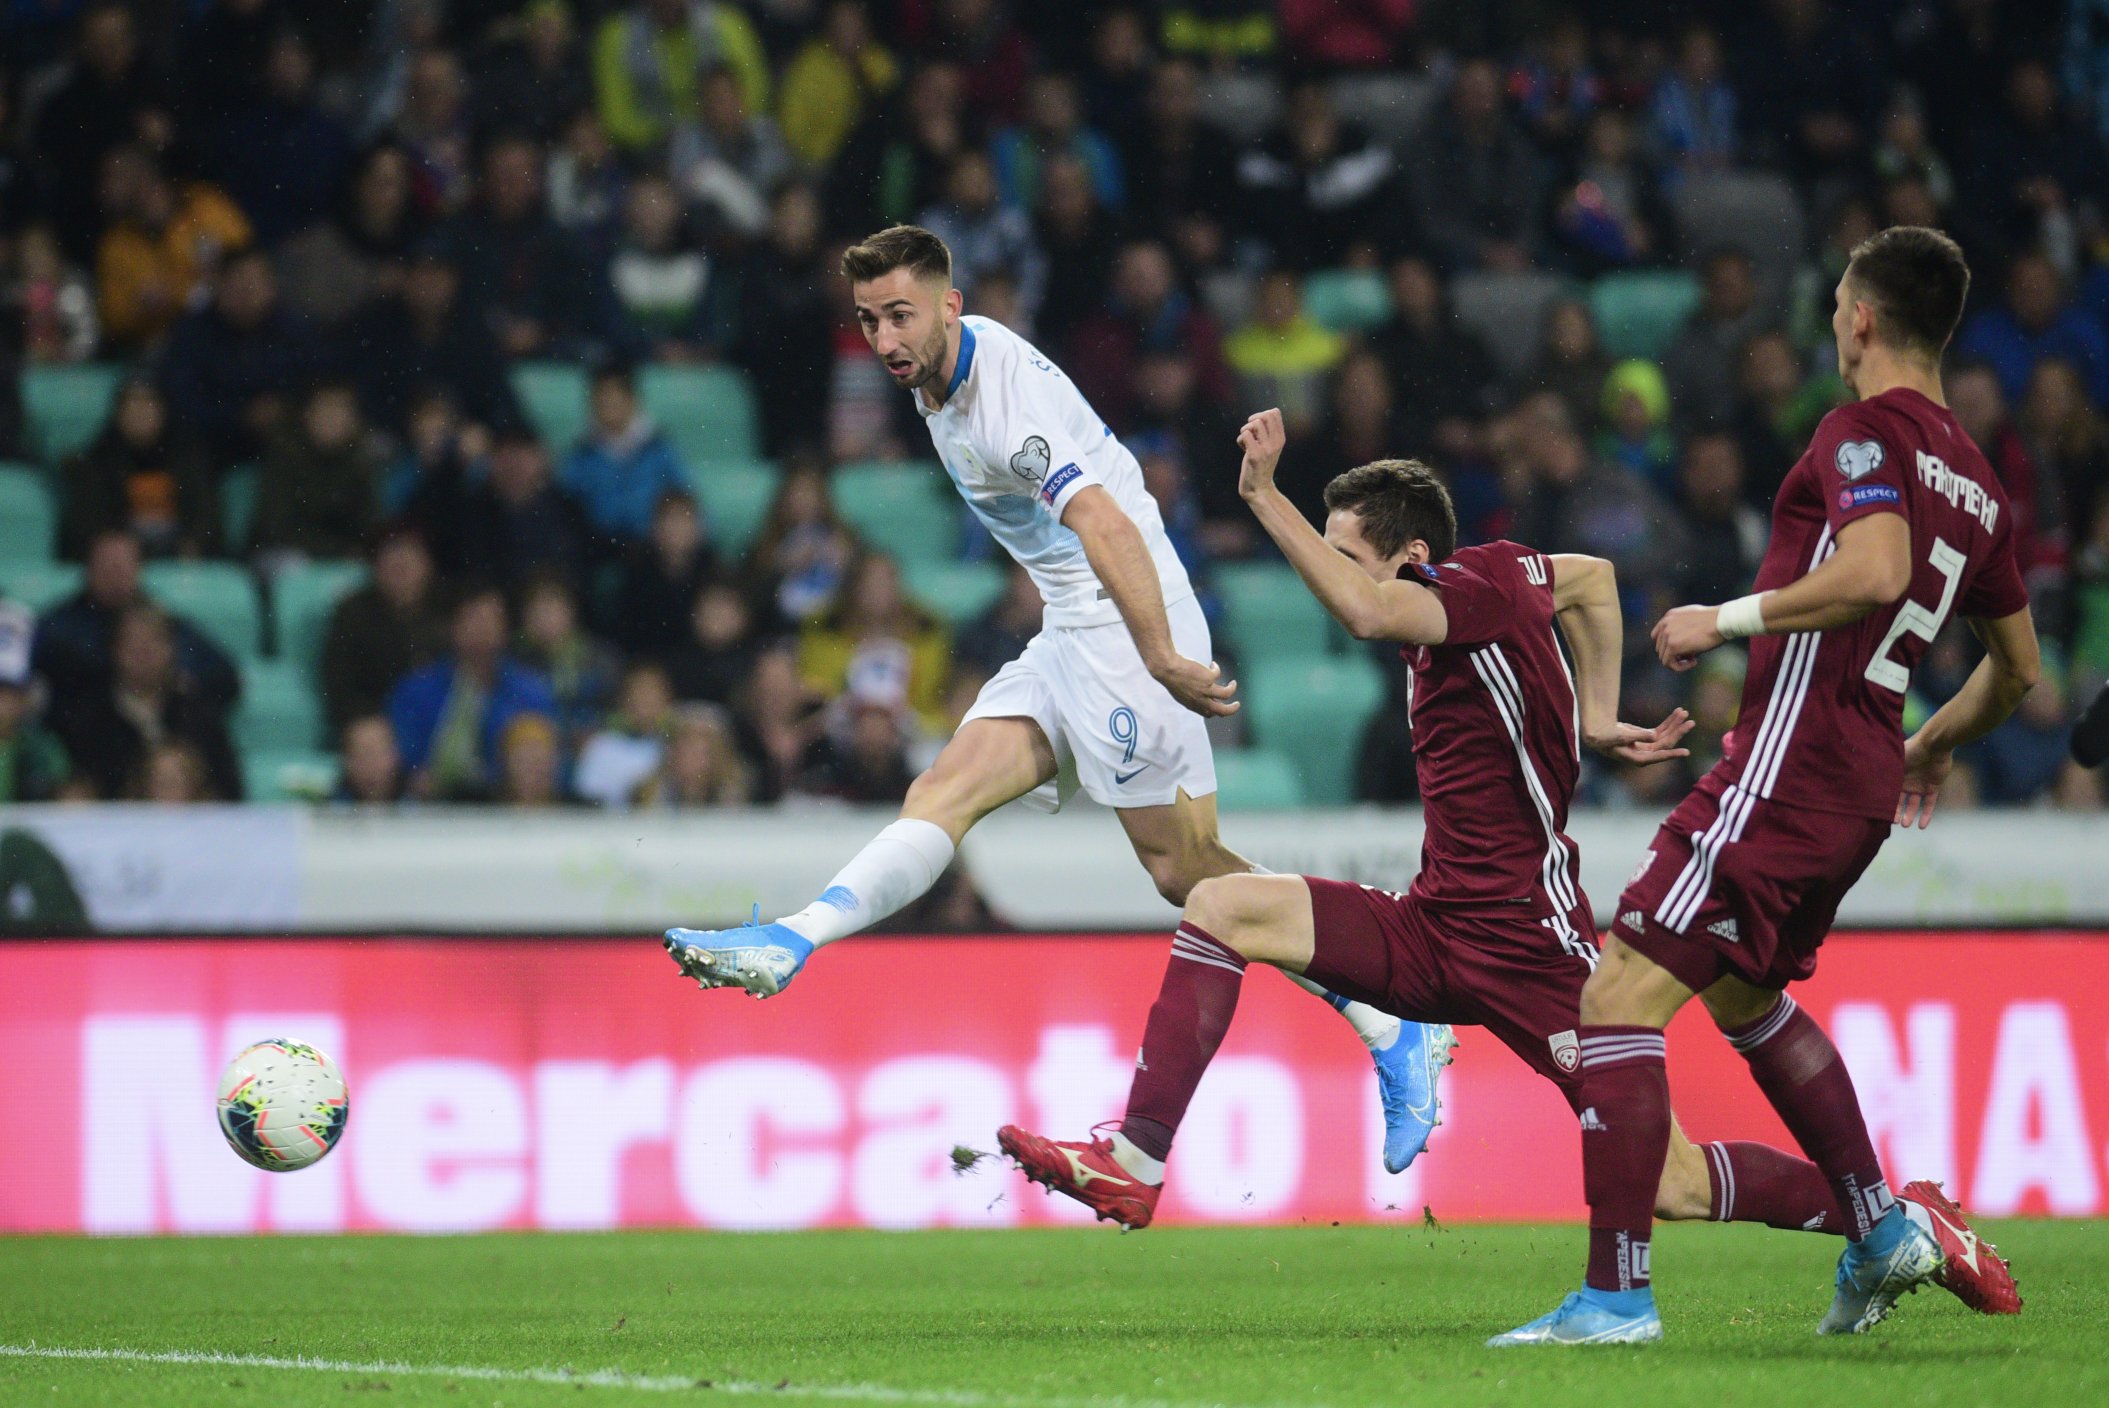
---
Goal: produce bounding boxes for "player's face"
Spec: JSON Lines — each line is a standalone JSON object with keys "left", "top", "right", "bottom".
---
{"left": 1324, "top": 509, "right": 1412, "bottom": 582}
{"left": 852, "top": 270, "right": 958, "bottom": 391}
{"left": 1832, "top": 275, "right": 1865, "bottom": 390}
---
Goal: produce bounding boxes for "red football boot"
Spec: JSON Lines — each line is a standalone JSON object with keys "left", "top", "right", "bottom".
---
{"left": 998, "top": 1124, "right": 1162, "bottom": 1229}
{"left": 1899, "top": 1179, "right": 2022, "bottom": 1315}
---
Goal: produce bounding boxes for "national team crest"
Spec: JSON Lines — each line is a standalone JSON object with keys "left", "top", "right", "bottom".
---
{"left": 1009, "top": 435, "right": 1051, "bottom": 482}
{"left": 1550, "top": 1029, "right": 1581, "bottom": 1072}
{"left": 1835, "top": 439, "right": 1884, "bottom": 481}
{"left": 1627, "top": 850, "right": 1656, "bottom": 888}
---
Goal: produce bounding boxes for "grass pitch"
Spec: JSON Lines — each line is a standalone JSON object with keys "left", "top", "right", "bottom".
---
{"left": 2, "top": 1219, "right": 2100, "bottom": 1407}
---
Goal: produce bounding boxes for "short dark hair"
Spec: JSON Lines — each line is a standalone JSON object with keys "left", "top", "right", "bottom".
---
{"left": 1322, "top": 459, "right": 1457, "bottom": 562}
{"left": 840, "top": 225, "right": 952, "bottom": 286}
{"left": 1844, "top": 226, "right": 1970, "bottom": 357}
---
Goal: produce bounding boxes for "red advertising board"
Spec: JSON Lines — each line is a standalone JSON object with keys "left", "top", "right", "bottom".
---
{"left": 1, "top": 934, "right": 2102, "bottom": 1234}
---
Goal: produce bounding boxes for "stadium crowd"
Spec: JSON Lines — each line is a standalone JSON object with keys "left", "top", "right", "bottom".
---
{"left": 1, "top": 0, "right": 2106, "bottom": 813}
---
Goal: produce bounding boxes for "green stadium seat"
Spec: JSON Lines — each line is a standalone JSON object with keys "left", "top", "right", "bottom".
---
{"left": 235, "top": 658, "right": 325, "bottom": 753}
{"left": 1303, "top": 269, "right": 1394, "bottom": 333}
{"left": 0, "top": 561, "right": 83, "bottom": 612}
{"left": 243, "top": 748, "right": 338, "bottom": 803}
{"left": 641, "top": 364, "right": 760, "bottom": 464}
{"left": 511, "top": 362, "right": 589, "bottom": 452}
{"left": 0, "top": 463, "right": 58, "bottom": 563}
{"left": 1245, "top": 655, "right": 1385, "bottom": 805}
{"left": 1215, "top": 562, "right": 1340, "bottom": 665}
{"left": 143, "top": 561, "right": 262, "bottom": 658}
{"left": 903, "top": 559, "right": 1004, "bottom": 626}
{"left": 23, "top": 364, "right": 122, "bottom": 466}
{"left": 1211, "top": 747, "right": 1307, "bottom": 811}
{"left": 220, "top": 462, "right": 259, "bottom": 552}
{"left": 1589, "top": 271, "right": 1703, "bottom": 361}
{"left": 687, "top": 459, "right": 778, "bottom": 556}
{"left": 273, "top": 559, "right": 367, "bottom": 670}
{"left": 831, "top": 462, "right": 957, "bottom": 562}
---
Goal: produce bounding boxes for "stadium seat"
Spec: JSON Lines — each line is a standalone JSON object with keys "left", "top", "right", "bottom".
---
{"left": 22, "top": 363, "right": 121, "bottom": 466}
{"left": 235, "top": 658, "right": 325, "bottom": 753}
{"left": 1245, "top": 655, "right": 1385, "bottom": 806}
{"left": 1448, "top": 271, "right": 1570, "bottom": 381}
{"left": 242, "top": 748, "right": 338, "bottom": 803}
{"left": 1215, "top": 562, "right": 1340, "bottom": 666}
{"left": 220, "top": 462, "right": 259, "bottom": 552}
{"left": 273, "top": 559, "right": 367, "bottom": 670}
{"left": 903, "top": 559, "right": 1004, "bottom": 626}
{"left": 687, "top": 459, "right": 778, "bottom": 555}
{"left": 143, "top": 561, "right": 262, "bottom": 658}
{"left": 1303, "top": 269, "right": 1394, "bottom": 334}
{"left": 831, "top": 462, "right": 957, "bottom": 562}
{"left": 1211, "top": 747, "right": 1307, "bottom": 811}
{"left": 642, "top": 364, "right": 761, "bottom": 464}
{"left": 1327, "top": 73, "right": 1439, "bottom": 143}
{"left": 1672, "top": 173, "right": 1804, "bottom": 310}
{"left": 0, "top": 561, "right": 82, "bottom": 612}
{"left": 1589, "top": 271, "right": 1703, "bottom": 361}
{"left": 0, "top": 463, "right": 58, "bottom": 564}
{"left": 511, "top": 362, "right": 590, "bottom": 452}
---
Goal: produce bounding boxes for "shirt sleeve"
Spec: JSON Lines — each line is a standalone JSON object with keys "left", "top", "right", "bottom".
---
{"left": 1411, "top": 549, "right": 1514, "bottom": 648}
{"left": 1812, "top": 405, "right": 1909, "bottom": 535}
{"left": 979, "top": 352, "right": 1102, "bottom": 521}
{"left": 1958, "top": 515, "right": 2030, "bottom": 621}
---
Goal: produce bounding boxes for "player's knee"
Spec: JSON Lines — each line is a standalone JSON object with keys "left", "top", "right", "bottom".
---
{"left": 1146, "top": 851, "right": 1196, "bottom": 907}
{"left": 902, "top": 764, "right": 971, "bottom": 834}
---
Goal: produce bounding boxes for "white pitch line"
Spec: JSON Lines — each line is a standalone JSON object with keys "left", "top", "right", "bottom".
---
{"left": 0, "top": 1344, "right": 1306, "bottom": 1408}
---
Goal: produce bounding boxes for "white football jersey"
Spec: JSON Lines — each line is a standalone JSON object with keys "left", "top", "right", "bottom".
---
{"left": 914, "top": 316, "right": 1193, "bottom": 628}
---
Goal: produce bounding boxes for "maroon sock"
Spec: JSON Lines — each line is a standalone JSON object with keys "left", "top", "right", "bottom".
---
{"left": 1722, "top": 995, "right": 1893, "bottom": 1239}
{"left": 1703, "top": 1140, "right": 1848, "bottom": 1235}
{"left": 1578, "top": 1025, "right": 1670, "bottom": 1293}
{"left": 1119, "top": 923, "right": 1247, "bottom": 1161}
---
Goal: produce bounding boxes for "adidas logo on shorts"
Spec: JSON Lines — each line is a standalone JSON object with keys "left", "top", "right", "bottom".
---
{"left": 1618, "top": 911, "right": 1645, "bottom": 933}
{"left": 1707, "top": 917, "right": 1741, "bottom": 943}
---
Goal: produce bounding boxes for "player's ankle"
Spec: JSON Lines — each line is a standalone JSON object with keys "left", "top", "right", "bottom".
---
{"left": 1580, "top": 1283, "right": 1655, "bottom": 1314}
{"left": 1107, "top": 1131, "right": 1166, "bottom": 1185}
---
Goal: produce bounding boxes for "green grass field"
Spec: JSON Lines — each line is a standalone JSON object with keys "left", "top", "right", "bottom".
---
{"left": 2, "top": 1220, "right": 2101, "bottom": 1407}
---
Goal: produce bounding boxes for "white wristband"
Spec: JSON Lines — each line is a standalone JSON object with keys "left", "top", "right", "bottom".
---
{"left": 1715, "top": 594, "right": 1767, "bottom": 640}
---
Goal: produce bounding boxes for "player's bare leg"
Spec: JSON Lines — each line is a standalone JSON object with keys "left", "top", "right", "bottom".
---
{"left": 663, "top": 717, "right": 1053, "bottom": 996}
{"left": 1119, "top": 804, "right": 1454, "bottom": 1171}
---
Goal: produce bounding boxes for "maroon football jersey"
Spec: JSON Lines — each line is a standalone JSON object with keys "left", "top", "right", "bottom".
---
{"left": 1401, "top": 541, "right": 1589, "bottom": 939}
{"left": 1709, "top": 387, "right": 2029, "bottom": 821}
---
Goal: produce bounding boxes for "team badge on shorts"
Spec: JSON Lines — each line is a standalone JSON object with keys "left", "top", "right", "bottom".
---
{"left": 1549, "top": 1029, "right": 1581, "bottom": 1073}
{"left": 1834, "top": 439, "right": 1884, "bottom": 481}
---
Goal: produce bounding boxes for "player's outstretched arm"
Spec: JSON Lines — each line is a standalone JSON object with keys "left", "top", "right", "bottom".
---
{"left": 1063, "top": 484, "right": 1238, "bottom": 718}
{"left": 1896, "top": 606, "right": 2041, "bottom": 828}
{"left": 1551, "top": 554, "right": 1693, "bottom": 766}
{"left": 1235, "top": 409, "right": 1448, "bottom": 645}
{"left": 1653, "top": 512, "right": 1912, "bottom": 670}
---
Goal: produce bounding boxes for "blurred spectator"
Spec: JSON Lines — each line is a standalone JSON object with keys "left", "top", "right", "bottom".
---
{"left": 1523, "top": 297, "right": 1612, "bottom": 435}
{"left": 1119, "top": 59, "right": 1235, "bottom": 271}
{"left": 736, "top": 183, "right": 834, "bottom": 457}
{"left": 1368, "top": 256, "right": 1497, "bottom": 468}
{"left": 0, "top": 604, "right": 70, "bottom": 803}
{"left": 1958, "top": 252, "right": 2109, "bottom": 407}
{"left": 94, "top": 145, "right": 252, "bottom": 353}
{"left": 204, "top": 26, "right": 353, "bottom": 245}
{"left": 610, "top": 490, "right": 719, "bottom": 659}
{"left": 1665, "top": 247, "right": 1771, "bottom": 429}
{"left": 386, "top": 585, "right": 557, "bottom": 801}
{"left": 1406, "top": 57, "right": 1541, "bottom": 273}
{"left": 1949, "top": 362, "right": 2060, "bottom": 593}
{"left": 1967, "top": 648, "right": 2079, "bottom": 805}
{"left": 1554, "top": 108, "right": 1663, "bottom": 273}
{"left": 333, "top": 713, "right": 406, "bottom": 805}
{"left": 1138, "top": 448, "right": 1211, "bottom": 585}
{"left": 445, "top": 135, "right": 608, "bottom": 361}
{"left": 1155, "top": 0, "right": 1275, "bottom": 67}
{"left": 1961, "top": 57, "right": 2102, "bottom": 265}
{"left": 1068, "top": 240, "right": 1229, "bottom": 432}
{"left": 668, "top": 578, "right": 761, "bottom": 704}
{"left": 1299, "top": 352, "right": 1401, "bottom": 516}
{"left": 992, "top": 72, "right": 1122, "bottom": 214}
{"left": 1507, "top": 13, "right": 1599, "bottom": 168}
{"left": 1233, "top": 81, "right": 1397, "bottom": 271}
{"left": 1126, "top": 350, "right": 1246, "bottom": 549}
{"left": 61, "top": 378, "right": 218, "bottom": 560}
{"left": 2020, "top": 359, "right": 2109, "bottom": 565}
{"left": 608, "top": 174, "right": 731, "bottom": 360}
{"left": 1030, "top": 153, "right": 1122, "bottom": 353}
{"left": 9, "top": 225, "right": 99, "bottom": 364}
{"left": 321, "top": 526, "right": 449, "bottom": 735}
{"left": 386, "top": 47, "right": 475, "bottom": 215}
{"left": 1597, "top": 359, "right": 1677, "bottom": 495}
{"left": 473, "top": 0, "right": 593, "bottom": 146}
{"left": 1647, "top": 23, "right": 1737, "bottom": 186}
{"left": 1734, "top": 0, "right": 1881, "bottom": 184}
{"left": 181, "top": 0, "right": 294, "bottom": 126}
{"left": 252, "top": 380, "right": 385, "bottom": 562}
{"left": 736, "top": 644, "right": 825, "bottom": 801}
{"left": 1355, "top": 663, "right": 1418, "bottom": 804}
{"left": 830, "top": 60, "right": 973, "bottom": 231}
{"left": 1729, "top": 329, "right": 1838, "bottom": 502}
{"left": 561, "top": 363, "right": 690, "bottom": 546}
{"left": 672, "top": 65, "right": 793, "bottom": 237}
{"left": 55, "top": 603, "right": 242, "bottom": 801}
{"left": 350, "top": 247, "right": 525, "bottom": 438}
{"left": 1872, "top": 92, "right": 1955, "bottom": 214}
{"left": 158, "top": 245, "right": 318, "bottom": 461}
{"left": 516, "top": 574, "right": 620, "bottom": 752}
{"left": 748, "top": 463, "right": 853, "bottom": 621}
{"left": 798, "top": 551, "right": 950, "bottom": 735}
{"left": 796, "top": 682, "right": 916, "bottom": 802}
{"left": 952, "top": 560, "right": 1041, "bottom": 680}
{"left": 1280, "top": 0, "right": 1412, "bottom": 68}
{"left": 920, "top": 0, "right": 1035, "bottom": 127}
{"left": 637, "top": 701, "right": 752, "bottom": 806}
{"left": 779, "top": 0, "right": 899, "bottom": 172}
{"left": 1225, "top": 270, "right": 1343, "bottom": 437}
{"left": 592, "top": 0, "right": 770, "bottom": 156}
{"left": 546, "top": 110, "right": 629, "bottom": 251}
{"left": 276, "top": 143, "right": 425, "bottom": 330}
{"left": 458, "top": 430, "right": 594, "bottom": 593}
{"left": 29, "top": 2, "right": 176, "bottom": 259}
{"left": 1080, "top": 9, "right": 1153, "bottom": 150}
{"left": 34, "top": 531, "right": 239, "bottom": 714}
{"left": 496, "top": 711, "right": 567, "bottom": 806}
{"left": 575, "top": 662, "right": 678, "bottom": 806}
{"left": 1673, "top": 431, "right": 1766, "bottom": 605}
{"left": 918, "top": 150, "right": 1045, "bottom": 318}
{"left": 137, "top": 738, "right": 215, "bottom": 803}
{"left": 387, "top": 387, "right": 490, "bottom": 521}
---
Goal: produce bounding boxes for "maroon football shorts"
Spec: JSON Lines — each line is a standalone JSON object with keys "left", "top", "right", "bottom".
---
{"left": 1611, "top": 782, "right": 1890, "bottom": 995}
{"left": 1303, "top": 876, "right": 1600, "bottom": 1109}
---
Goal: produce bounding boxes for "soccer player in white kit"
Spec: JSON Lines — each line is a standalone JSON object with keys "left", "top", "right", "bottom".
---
{"left": 665, "top": 226, "right": 1455, "bottom": 1169}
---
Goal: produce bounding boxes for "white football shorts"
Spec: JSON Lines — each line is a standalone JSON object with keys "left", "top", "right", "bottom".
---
{"left": 962, "top": 592, "right": 1219, "bottom": 811}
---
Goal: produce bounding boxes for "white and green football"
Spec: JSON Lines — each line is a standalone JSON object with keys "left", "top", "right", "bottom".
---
{"left": 215, "top": 1040, "right": 350, "bottom": 1172}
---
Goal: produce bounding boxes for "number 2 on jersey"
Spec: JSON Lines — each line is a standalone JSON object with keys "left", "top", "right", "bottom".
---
{"left": 1863, "top": 536, "right": 1964, "bottom": 691}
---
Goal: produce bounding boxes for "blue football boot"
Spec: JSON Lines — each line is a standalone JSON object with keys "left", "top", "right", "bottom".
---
{"left": 1816, "top": 1208, "right": 1945, "bottom": 1335}
{"left": 1487, "top": 1288, "right": 1664, "bottom": 1347}
{"left": 1374, "top": 1021, "right": 1457, "bottom": 1173}
{"left": 663, "top": 907, "right": 814, "bottom": 998}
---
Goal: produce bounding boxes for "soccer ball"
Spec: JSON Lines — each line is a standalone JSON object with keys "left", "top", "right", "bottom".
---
{"left": 216, "top": 1040, "right": 350, "bottom": 1172}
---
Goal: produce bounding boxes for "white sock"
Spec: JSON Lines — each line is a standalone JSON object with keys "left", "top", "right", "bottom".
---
{"left": 1281, "top": 971, "right": 1402, "bottom": 1052}
{"left": 1107, "top": 1130, "right": 1166, "bottom": 1185}
{"left": 777, "top": 818, "right": 956, "bottom": 948}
